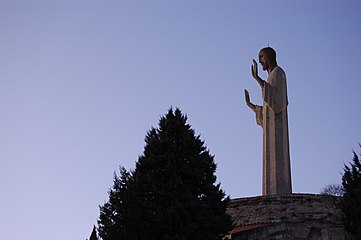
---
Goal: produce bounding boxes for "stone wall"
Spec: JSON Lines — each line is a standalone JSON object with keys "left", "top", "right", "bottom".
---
{"left": 226, "top": 194, "right": 353, "bottom": 240}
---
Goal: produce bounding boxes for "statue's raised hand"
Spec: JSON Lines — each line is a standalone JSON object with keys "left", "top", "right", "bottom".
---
{"left": 244, "top": 89, "right": 255, "bottom": 111}
{"left": 251, "top": 59, "right": 259, "bottom": 80}
{"left": 251, "top": 59, "right": 265, "bottom": 87}
{"left": 244, "top": 89, "right": 250, "bottom": 104}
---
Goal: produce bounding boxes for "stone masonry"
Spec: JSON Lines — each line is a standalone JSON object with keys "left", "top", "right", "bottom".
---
{"left": 226, "top": 194, "right": 354, "bottom": 240}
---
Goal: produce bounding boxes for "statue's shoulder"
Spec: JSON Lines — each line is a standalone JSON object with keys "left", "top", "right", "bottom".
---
{"left": 273, "top": 66, "right": 284, "bottom": 73}
{"left": 273, "top": 66, "right": 286, "bottom": 79}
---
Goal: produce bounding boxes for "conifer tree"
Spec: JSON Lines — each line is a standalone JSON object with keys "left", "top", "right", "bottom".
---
{"left": 98, "top": 108, "right": 232, "bottom": 240}
{"left": 87, "top": 226, "right": 98, "bottom": 240}
{"left": 98, "top": 167, "right": 134, "bottom": 240}
{"left": 340, "top": 147, "right": 361, "bottom": 239}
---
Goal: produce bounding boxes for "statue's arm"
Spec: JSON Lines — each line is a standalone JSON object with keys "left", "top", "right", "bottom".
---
{"left": 251, "top": 59, "right": 266, "bottom": 88}
{"left": 244, "top": 89, "right": 256, "bottom": 112}
{"left": 244, "top": 89, "right": 263, "bottom": 127}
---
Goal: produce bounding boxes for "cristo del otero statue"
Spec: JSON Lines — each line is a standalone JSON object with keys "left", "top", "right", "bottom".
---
{"left": 228, "top": 48, "right": 347, "bottom": 239}
{"left": 244, "top": 47, "right": 292, "bottom": 195}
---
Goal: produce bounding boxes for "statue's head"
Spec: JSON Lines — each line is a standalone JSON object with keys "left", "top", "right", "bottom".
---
{"left": 259, "top": 47, "right": 277, "bottom": 71}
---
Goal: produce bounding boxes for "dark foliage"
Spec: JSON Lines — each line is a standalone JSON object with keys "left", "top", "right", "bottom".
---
{"left": 87, "top": 226, "right": 98, "bottom": 240}
{"left": 340, "top": 147, "right": 361, "bottom": 239}
{"left": 98, "top": 167, "right": 135, "bottom": 240}
{"left": 98, "top": 108, "right": 233, "bottom": 240}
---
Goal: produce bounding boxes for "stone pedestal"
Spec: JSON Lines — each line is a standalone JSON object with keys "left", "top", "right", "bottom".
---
{"left": 225, "top": 194, "right": 353, "bottom": 240}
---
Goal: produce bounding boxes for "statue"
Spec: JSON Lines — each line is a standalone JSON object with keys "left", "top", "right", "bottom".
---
{"left": 244, "top": 47, "right": 292, "bottom": 195}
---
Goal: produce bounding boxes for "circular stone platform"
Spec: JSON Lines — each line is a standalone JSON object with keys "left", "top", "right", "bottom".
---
{"left": 226, "top": 194, "right": 352, "bottom": 240}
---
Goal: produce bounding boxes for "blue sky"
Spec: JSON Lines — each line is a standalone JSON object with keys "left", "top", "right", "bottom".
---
{"left": 1, "top": 0, "right": 360, "bottom": 239}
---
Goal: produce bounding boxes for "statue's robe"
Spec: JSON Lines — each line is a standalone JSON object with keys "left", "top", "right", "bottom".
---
{"left": 254, "top": 66, "right": 292, "bottom": 195}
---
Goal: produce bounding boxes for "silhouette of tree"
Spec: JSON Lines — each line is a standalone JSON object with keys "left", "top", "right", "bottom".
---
{"left": 98, "top": 108, "right": 232, "bottom": 240}
{"left": 340, "top": 147, "right": 361, "bottom": 239}
{"left": 87, "top": 226, "right": 98, "bottom": 240}
{"left": 320, "top": 183, "right": 344, "bottom": 196}
{"left": 98, "top": 167, "right": 133, "bottom": 240}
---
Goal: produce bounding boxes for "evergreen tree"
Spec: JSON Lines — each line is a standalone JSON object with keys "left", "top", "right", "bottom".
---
{"left": 98, "top": 167, "right": 134, "bottom": 240}
{"left": 340, "top": 147, "right": 361, "bottom": 239}
{"left": 87, "top": 226, "right": 98, "bottom": 240}
{"left": 98, "top": 108, "right": 233, "bottom": 240}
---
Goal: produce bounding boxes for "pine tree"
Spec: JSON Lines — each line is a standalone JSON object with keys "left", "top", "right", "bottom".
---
{"left": 98, "top": 167, "right": 134, "bottom": 240}
{"left": 98, "top": 108, "right": 232, "bottom": 240}
{"left": 340, "top": 147, "right": 361, "bottom": 239}
{"left": 87, "top": 226, "right": 98, "bottom": 240}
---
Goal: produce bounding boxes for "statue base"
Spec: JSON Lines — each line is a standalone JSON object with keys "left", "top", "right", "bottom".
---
{"left": 225, "top": 194, "right": 354, "bottom": 240}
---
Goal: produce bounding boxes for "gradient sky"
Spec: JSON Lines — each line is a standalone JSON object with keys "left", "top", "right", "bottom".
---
{"left": 1, "top": 0, "right": 361, "bottom": 239}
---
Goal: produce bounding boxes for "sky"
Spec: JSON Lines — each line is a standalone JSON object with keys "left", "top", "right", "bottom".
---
{"left": 1, "top": 0, "right": 360, "bottom": 239}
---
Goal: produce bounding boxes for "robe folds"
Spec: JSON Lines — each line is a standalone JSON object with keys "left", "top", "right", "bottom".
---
{"left": 254, "top": 66, "right": 292, "bottom": 195}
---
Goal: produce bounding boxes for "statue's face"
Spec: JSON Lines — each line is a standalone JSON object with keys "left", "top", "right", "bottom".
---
{"left": 258, "top": 51, "right": 269, "bottom": 71}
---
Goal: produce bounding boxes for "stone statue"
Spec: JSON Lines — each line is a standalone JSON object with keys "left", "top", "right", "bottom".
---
{"left": 244, "top": 47, "right": 292, "bottom": 195}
